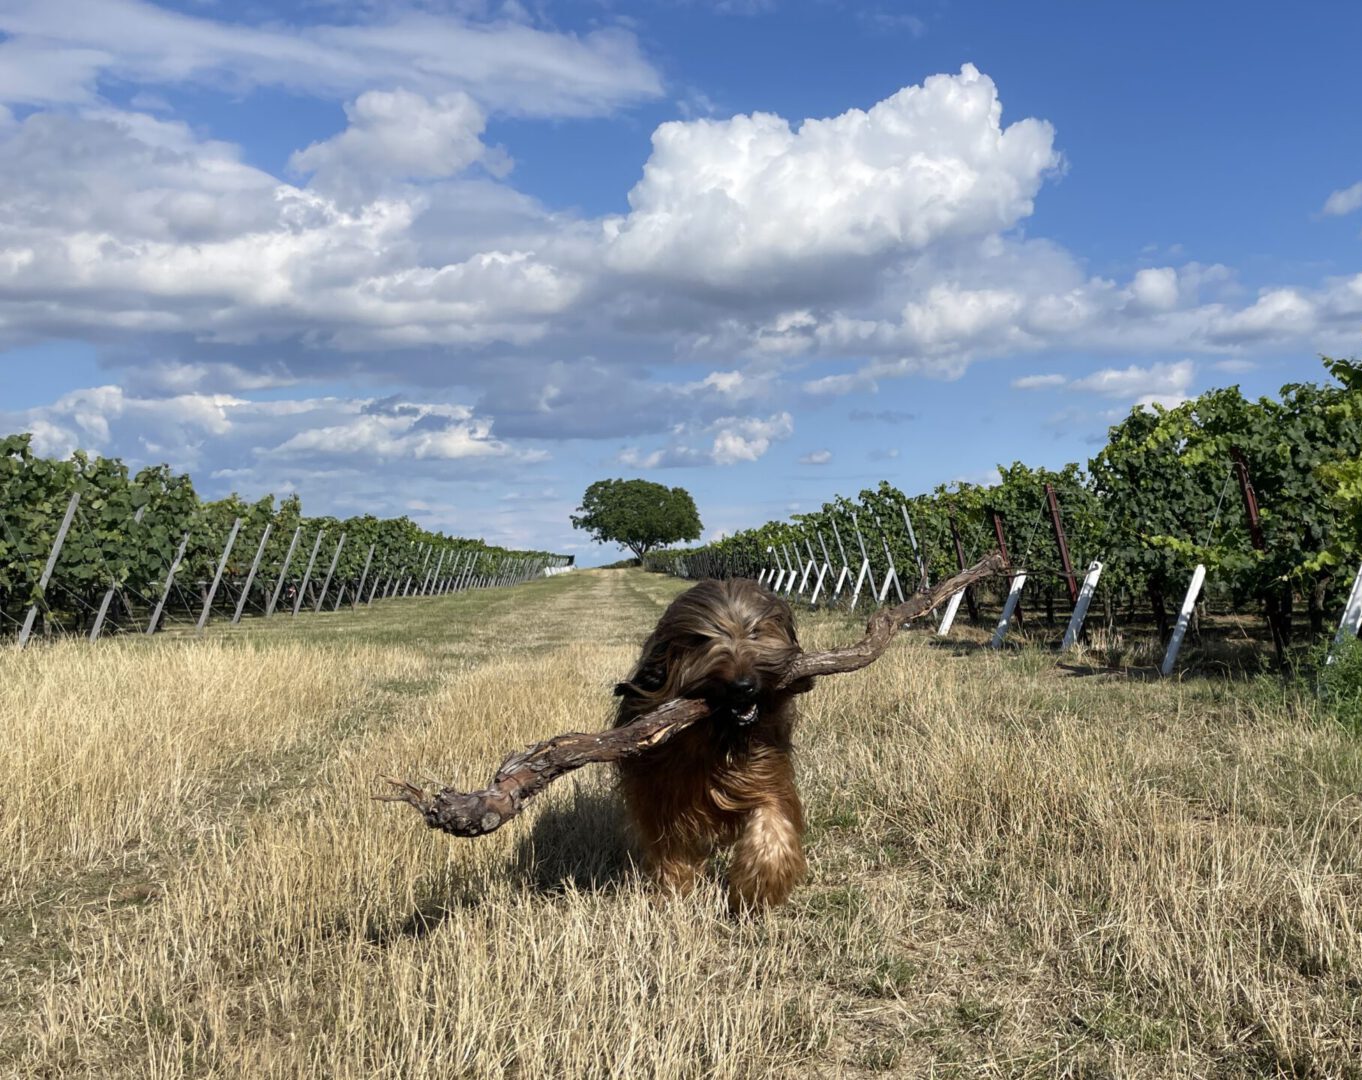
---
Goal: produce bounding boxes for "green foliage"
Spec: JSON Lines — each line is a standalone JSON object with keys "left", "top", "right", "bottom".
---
{"left": 1294, "top": 636, "right": 1362, "bottom": 731}
{"left": 651, "top": 358, "right": 1362, "bottom": 653}
{"left": 0, "top": 432, "right": 567, "bottom": 635}
{"left": 570, "top": 478, "right": 702, "bottom": 559}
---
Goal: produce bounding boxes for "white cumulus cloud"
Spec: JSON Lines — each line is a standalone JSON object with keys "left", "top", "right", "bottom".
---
{"left": 290, "top": 90, "right": 510, "bottom": 200}
{"left": 604, "top": 64, "right": 1060, "bottom": 290}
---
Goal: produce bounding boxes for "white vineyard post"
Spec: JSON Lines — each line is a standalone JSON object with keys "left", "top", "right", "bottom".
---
{"left": 451, "top": 550, "right": 470, "bottom": 592}
{"left": 400, "top": 544, "right": 419, "bottom": 596}
{"left": 293, "top": 529, "right": 325, "bottom": 616}
{"left": 936, "top": 589, "right": 965, "bottom": 637}
{"left": 762, "top": 546, "right": 778, "bottom": 588}
{"left": 874, "top": 514, "right": 904, "bottom": 605}
{"left": 1060, "top": 560, "right": 1105, "bottom": 652}
{"left": 397, "top": 544, "right": 416, "bottom": 596}
{"left": 771, "top": 547, "right": 786, "bottom": 592}
{"left": 18, "top": 490, "right": 81, "bottom": 648}
{"left": 369, "top": 548, "right": 390, "bottom": 602}
{"left": 1327, "top": 561, "right": 1362, "bottom": 664}
{"left": 439, "top": 551, "right": 455, "bottom": 593}
{"left": 147, "top": 530, "right": 191, "bottom": 634}
{"left": 231, "top": 521, "right": 273, "bottom": 625}
{"left": 850, "top": 514, "right": 878, "bottom": 605}
{"left": 1161, "top": 564, "right": 1207, "bottom": 676}
{"left": 91, "top": 503, "right": 146, "bottom": 642}
{"left": 406, "top": 544, "right": 431, "bottom": 596}
{"left": 799, "top": 538, "right": 819, "bottom": 600}
{"left": 830, "top": 518, "right": 853, "bottom": 599}
{"left": 423, "top": 549, "right": 444, "bottom": 595}
{"left": 901, "top": 503, "right": 929, "bottom": 590}
{"left": 797, "top": 539, "right": 815, "bottom": 595}
{"left": 990, "top": 572, "right": 1029, "bottom": 649}
{"left": 314, "top": 532, "right": 345, "bottom": 613}
{"left": 810, "top": 531, "right": 835, "bottom": 605}
{"left": 352, "top": 543, "right": 375, "bottom": 609}
{"left": 384, "top": 544, "right": 407, "bottom": 598}
{"left": 197, "top": 516, "right": 242, "bottom": 632}
{"left": 458, "top": 551, "right": 476, "bottom": 592}
{"left": 266, "top": 525, "right": 302, "bottom": 618}
{"left": 849, "top": 559, "right": 872, "bottom": 611}
{"left": 782, "top": 544, "right": 799, "bottom": 595}
{"left": 784, "top": 544, "right": 798, "bottom": 593}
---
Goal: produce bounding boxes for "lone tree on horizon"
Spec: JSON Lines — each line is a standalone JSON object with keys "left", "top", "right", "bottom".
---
{"left": 570, "top": 478, "right": 702, "bottom": 561}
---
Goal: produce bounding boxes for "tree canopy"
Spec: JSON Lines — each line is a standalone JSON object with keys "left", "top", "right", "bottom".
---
{"left": 570, "top": 479, "right": 702, "bottom": 560}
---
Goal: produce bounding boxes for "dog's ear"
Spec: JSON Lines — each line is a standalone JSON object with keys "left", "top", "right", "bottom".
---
{"left": 614, "top": 658, "right": 665, "bottom": 697}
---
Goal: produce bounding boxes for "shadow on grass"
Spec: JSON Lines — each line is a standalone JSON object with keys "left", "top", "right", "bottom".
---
{"left": 513, "top": 786, "right": 637, "bottom": 895}
{"left": 366, "top": 787, "right": 636, "bottom": 946}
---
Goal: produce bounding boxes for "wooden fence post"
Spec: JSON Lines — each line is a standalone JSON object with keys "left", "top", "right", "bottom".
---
{"left": 1044, "top": 483, "right": 1079, "bottom": 605}
{"left": 949, "top": 512, "right": 981, "bottom": 625}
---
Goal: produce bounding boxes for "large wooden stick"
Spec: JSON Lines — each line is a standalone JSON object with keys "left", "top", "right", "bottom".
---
{"left": 377, "top": 552, "right": 1005, "bottom": 837}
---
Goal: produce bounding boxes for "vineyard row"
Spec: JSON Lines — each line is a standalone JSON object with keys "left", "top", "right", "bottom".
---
{"left": 645, "top": 357, "right": 1362, "bottom": 669}
{"left": 0, "top": 433, "right": 569, "bottom": 645}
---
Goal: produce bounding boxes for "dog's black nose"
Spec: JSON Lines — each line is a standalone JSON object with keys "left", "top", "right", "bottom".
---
{"left": 729, "top": 675, "right": 759, "bottom": 701}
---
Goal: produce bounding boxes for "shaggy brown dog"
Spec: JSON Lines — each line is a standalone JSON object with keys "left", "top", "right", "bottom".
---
{"left": 613, "top": 578, "right": 812, "bottom": 909}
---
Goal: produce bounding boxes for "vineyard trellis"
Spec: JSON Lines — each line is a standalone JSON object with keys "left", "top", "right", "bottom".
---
{"left": 645, "top": 358, "right": 1362, "bottom": 671}
{"left": 1, "top": 433, "right": 570, "bottom": 646}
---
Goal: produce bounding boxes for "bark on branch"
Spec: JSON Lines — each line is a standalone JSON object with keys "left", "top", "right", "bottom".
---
{"left": 377, "top": 551, "right": 1005, "bottom": 837}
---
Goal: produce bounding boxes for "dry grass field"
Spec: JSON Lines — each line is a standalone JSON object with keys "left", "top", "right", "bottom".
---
{"left": 2, "top": 569, "right": 1360, "bottom": 1078}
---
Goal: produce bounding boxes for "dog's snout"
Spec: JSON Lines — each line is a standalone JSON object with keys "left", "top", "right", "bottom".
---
{"left": 729, "top": 675, "right": 759, "bottom": 701}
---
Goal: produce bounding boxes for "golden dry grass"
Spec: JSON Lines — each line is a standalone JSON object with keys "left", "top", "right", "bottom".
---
{"left": 3, "top": 569, "right": 1360, "bottom": 1078}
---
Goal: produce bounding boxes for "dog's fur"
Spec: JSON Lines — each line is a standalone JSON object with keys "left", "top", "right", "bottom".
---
{"left": 613, "top": 578, "right": 812, "bottom": 909}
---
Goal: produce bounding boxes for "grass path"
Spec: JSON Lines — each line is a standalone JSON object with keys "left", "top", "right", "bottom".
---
{"left": 4, "top": 570, "right": 1361, "bottom": 1078}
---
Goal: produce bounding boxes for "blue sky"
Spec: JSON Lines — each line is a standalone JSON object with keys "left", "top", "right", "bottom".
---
{"left": 1, "top": 0, "right": 1358, "bottom": 563}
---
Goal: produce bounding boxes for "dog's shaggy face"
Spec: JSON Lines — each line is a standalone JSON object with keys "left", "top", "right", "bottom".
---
{"left": 614, "top": 578, "right": 809, "bottom": 909}
{"left": 614, "top": 578, "right": 801, "bottom": 731}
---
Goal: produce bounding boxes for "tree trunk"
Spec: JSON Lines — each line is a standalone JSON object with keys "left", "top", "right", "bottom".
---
{"left": 1309, "top": 576, "right": 1330, "bottom": 637}
{"left": 1148, "top": 580, "right": 1170, "bottom": 642}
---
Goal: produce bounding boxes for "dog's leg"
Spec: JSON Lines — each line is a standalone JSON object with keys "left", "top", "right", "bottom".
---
{"left": 644, "top": 833, "right": 710, "bottom": 897}
{"left": 728, "top": 788, "right": 806, "bottom": 910}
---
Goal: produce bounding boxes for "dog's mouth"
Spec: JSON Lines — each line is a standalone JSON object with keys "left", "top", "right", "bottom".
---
{"left": 732, "top": 702, "right": 759, "bottom": 727}
{"left": 708, "top": 699, "right": 760, "bottom": 728}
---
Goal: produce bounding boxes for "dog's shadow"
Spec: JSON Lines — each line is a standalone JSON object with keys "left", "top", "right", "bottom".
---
{"left": 512, "top": 785, "right": 638, "bottom": 896}
{"left": 367, "top": 788, "right": 638, "bottom": 946}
